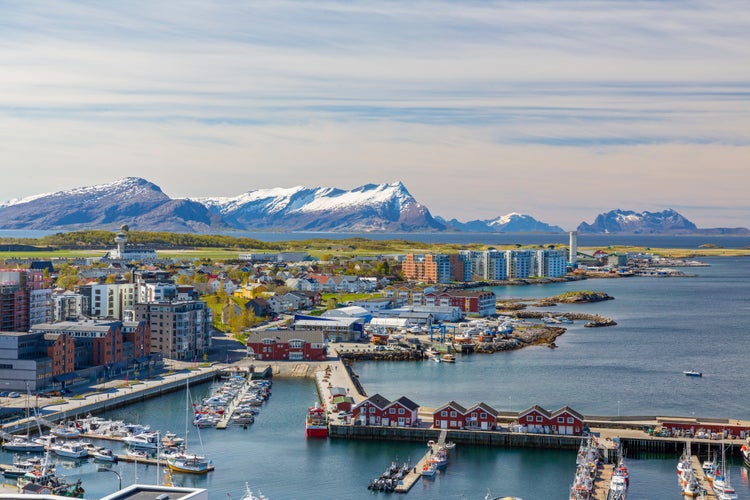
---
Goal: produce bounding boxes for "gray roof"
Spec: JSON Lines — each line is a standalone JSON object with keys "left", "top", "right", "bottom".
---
{"left": 246, "top": 329, "right": 324, "bottom": 343}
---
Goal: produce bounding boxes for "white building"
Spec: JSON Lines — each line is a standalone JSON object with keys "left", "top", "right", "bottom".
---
{"left": 535, "top": 249, "right": 568, "bottom": 278}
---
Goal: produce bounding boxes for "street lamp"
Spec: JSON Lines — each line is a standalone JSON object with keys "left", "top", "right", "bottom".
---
{"left": 97, "top": 467, "right": 122, "bottom": 491}
{"left": 617, "top": 400, "right": 620, "bottom": 417}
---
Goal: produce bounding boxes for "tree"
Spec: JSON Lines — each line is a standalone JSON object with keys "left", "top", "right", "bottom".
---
{"left": 326, "top": 297, "right": 338, "bottom": 310}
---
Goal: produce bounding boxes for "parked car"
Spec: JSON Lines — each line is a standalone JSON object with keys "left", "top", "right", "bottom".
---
{"left": 7, "top": 392, "right": 21, "bottom": 398}
{"left": 0, "top": 392, "right": 8, "bottom": 397}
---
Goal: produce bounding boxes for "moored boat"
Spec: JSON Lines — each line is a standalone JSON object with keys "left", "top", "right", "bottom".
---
{"left": 50, "top": 441, "right": 88, "bottom": 459}
{"left": 2, "top": 435, "right": 45, "bottom": 453}
{"left": 421, "top": 461, "right": 437, "bottom": 477}
{"left": 441, "top": 353, "right": 456, "bottom": 363}
{"left": 167, "top": 453, "right": 214, "bottom": 474}
{"left": 305, "top": 403, "right": 328, "bottom": 438}
{"left": 123, "top": 431, "right": 160, "bottom": 449}
{"left": 683, "top": 370, "right": 702, "bottom": 377}
{"left": 91, "top": 447, "right": 117, "bottom": 462}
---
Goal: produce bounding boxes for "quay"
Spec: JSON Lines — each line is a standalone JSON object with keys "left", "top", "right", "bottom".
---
{"left": 310, "top": 357, "right": 750, "bottom": 464}
{"left": 0, "top": 366, "right": 224, "bottom": 436}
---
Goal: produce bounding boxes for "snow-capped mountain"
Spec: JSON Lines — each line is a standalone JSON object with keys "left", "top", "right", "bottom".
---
{"left": 577, "top": 208, "right": 750, "bottom": 234}
{"left": 195, "top": 181, "right": 445, "bottom": 232}
{"left": 438, "top": 213, "right": 564, "bottom": 233}
{"left": 577, "top": 209, "right": 698, "bottom": 234}
{"left": 0, "top": 177, "right": 225, "bottom": 232}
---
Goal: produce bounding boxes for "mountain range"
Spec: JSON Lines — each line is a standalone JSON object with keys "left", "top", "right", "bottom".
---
{"left": 0, "top": 177, "right": 746, "bottom": 235}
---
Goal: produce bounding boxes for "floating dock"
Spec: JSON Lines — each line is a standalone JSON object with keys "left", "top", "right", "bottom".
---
{"left": 394, "top": 430, "right": 448, "bottom": 494}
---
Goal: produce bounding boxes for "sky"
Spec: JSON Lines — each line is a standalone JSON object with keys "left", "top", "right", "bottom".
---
{"left": 1, "top": 1, "right": 749, "bottom": 231}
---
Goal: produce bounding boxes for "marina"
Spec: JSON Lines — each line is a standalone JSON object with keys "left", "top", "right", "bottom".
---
{"left": 0, "top": 257, "right": 749, "bottom": 497}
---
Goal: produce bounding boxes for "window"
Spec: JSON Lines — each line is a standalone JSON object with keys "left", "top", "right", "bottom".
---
{"left": 526, "top": 416, "right": 533, "bottom": 422}
{"left": 389, "top": 408, "right": 395, "bottom": 414}
{"left": 398, "top": 408, "right": 404, "bottom": 414}
{"left": 536, "top": 416, "right": 543, "bottom": 422}
{"left": 369, "top": 407, "right": 375, "bottom": 413}
{"left": 567, "top": 417, "right": 574, "bottom": 424}
{"left": 441, "top": 411, "right": 447, "bottom": 417}
{"left": 558, "top": 417, "right": 564, "bottom": 423}
{"left": 480, "top": 412, "right": 487, "bottom": 419}
{"left": 450, "top": 411, "right": 456, "bottom": 417}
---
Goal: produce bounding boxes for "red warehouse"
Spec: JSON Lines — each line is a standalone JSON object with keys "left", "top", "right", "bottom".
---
{"left": 245, "top": 329, "right": 326, "bottom": 361}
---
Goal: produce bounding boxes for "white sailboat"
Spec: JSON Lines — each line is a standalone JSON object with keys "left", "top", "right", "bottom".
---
{"left": 167, "top": 378, "right": 214, "bottom": 475}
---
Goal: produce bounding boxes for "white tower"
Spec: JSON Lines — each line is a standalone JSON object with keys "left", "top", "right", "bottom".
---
{"left": 114, "top": 224, "right": 128, "bottom": 259}
{"left": 569, "top": 231, "right": 578, "bottom": 265}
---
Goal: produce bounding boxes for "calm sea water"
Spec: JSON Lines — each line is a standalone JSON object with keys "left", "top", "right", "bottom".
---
{"left": 3, "top": 229, "right": 750, "bottom": 249}
{"left": 2, "top": 256, "right": 749, "bottom": 499}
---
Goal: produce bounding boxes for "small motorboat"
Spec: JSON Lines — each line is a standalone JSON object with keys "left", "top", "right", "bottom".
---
{"left": 92, "top": 448, "right": 118, "bottom": 462}
{"left": 683, "top": 370, "right": 702, "bottom": 377}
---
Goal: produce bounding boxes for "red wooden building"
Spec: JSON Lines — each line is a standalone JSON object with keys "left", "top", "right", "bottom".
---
{"left": 352, "top": 394, "right": 391, "bottom": 426}
{"left": 432, "top": 401, "right": 468, "bottom": 429}
{"left": 383, "top": 397, "right": 420, "bottom": 427}
{"left": 465, "top": 402, "right": 498, "bottom": 430}
{"left": 518, "top": 405, "right": 553, "bottom": 432}
{"left": 518, "top": 405, "right": 585, "bottom": 435}
{"left": 245, "top": 329, "right": 326, "bottom": 361}
{"left": 550, "top": 406, "right": 585, "bottom": 436}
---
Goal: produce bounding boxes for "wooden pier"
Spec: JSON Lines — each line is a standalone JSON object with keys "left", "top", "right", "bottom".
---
{"left": 393, "top": 430, "right": 448, "bottom": 494}
{"left": 690, "top": 455, "right": 716, "bottom": 499}
{"left": 591, "top": 462, "right": 614, "bottom": 500}
{"left": 215, "top": 375, "right": 255, "bottom": 430}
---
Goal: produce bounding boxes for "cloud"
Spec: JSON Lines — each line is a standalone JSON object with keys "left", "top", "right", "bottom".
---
{"left": 0, "top": 0, "right": 749, "bottom": 230}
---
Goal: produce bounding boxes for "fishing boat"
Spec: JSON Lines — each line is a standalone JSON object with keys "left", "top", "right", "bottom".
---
{"left": 681, "top": 468, "right": 701, "bottom": 498}
{"left": 607, "top": 452, "right": 628, "bottom": 500}
{"left": 421, "top": 461, "right": 437, "bottom": 477}
{"left": 167, "top": 453, "right": 214, "bottom": 474}
{"left": 1, "top": 455, "right": 54, "bottom": 479}
{"left": 305, "top": 403, "right": 328, "bottom": 438}
{"left": 741, "top": 441, "right": 750, "bottom": 468}
{"left": 683, "top": 370, "right": 702, "bottom": 377}
{"left": 17, "top": 451, "right": 84, "bottom": 497}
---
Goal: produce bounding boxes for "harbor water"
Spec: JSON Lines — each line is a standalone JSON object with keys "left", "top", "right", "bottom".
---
{"left": 3, "top": 256, "right": 749, "bottom": 498}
